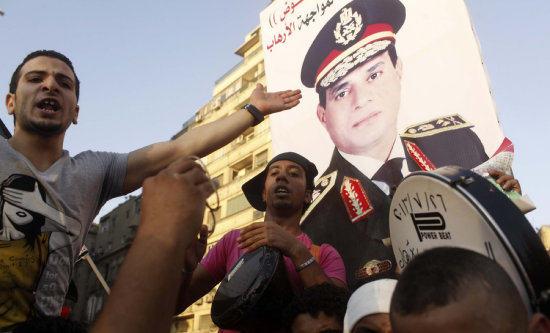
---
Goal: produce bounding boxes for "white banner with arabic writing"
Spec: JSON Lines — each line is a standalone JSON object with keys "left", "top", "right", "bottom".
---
{"left": 260, "top": 0, "right": 506, "bottom": 176}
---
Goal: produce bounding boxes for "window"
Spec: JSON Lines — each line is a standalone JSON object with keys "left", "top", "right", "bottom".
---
{"left": 173, "top": 317, "right": 192, "bottom": 332}
{"left": 230, "top": 156, "right": 253, "bottom": 181}
{"left": 198, "top": 315, "right": 217, "bottom": 330}
{"left": 226, "top": 194, "right": 251, "bottom": 216}
{"left": 255, "top": 150, "right": 268, "bottom": 169}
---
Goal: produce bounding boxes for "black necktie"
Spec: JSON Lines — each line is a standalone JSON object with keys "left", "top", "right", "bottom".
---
{"left": 372, "top": 157, "right": 404, "bottom": 197}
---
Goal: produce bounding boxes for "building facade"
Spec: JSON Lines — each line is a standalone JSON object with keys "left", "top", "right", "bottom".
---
{"left": 71, "top": 26, "right": 271, "bottom": 332}
{"left": 539, "top": 225, "right": 550, "bottom": 257}
{"left": 71, "top": 196, "right": 141, "bottom": 326}
{"left": 171, "top": 26, "right": 272, "bottom": 333}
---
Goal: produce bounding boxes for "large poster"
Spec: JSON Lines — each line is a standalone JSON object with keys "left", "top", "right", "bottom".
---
{"left": 260, "top": 0, "right": 507, "bottom": 290}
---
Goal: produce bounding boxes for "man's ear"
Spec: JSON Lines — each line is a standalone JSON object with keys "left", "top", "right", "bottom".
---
{"left": 262, "top": 187, "right": 267, "bottom": 203}
{"left": 6, "top": 93, "right": 15, "bottom": 115}
{"left": 317, "top": 104, "right": 327, "bottom": 127}
{"left": 529, "top": 313, "right": 550, "bottom": 333}
{"left": 304, "top": 189, "right": 313, "bottom": 204}
{"left": 72, "top": 105, "right": 80, "bottom": 125}
{"left": 396, "top": 57, "right": 403, "bottom": 81}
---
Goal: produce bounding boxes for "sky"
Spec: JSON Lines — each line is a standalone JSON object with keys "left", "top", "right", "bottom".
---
{"left": 0, "top": 0, "right": 548, "bottom": 230}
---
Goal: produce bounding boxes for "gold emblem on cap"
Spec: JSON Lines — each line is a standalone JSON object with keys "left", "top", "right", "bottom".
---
{"left": 334, "top": 7, "right": 363, "bottom": 46}
{"left": 319, "top": 39, "right": 392, "bottom": 88}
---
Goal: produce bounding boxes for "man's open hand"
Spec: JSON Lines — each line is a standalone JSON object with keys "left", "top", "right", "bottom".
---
{"left": 249, "top": 83, "right": 302, "bottom": 115}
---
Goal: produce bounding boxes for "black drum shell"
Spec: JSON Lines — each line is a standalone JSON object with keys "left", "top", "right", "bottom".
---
{"left": 211, "top": 246, "right": 296, "bottom": 330}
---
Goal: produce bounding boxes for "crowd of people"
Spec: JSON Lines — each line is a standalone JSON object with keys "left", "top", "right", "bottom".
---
{"left": 0, "top": 0, "right": 547, "bottom": 331}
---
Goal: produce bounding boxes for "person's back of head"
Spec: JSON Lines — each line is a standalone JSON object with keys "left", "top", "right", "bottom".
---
{"left": 284, "top": 283, "right": 350, "bottom": 333}
{"left": 390, "top": 247, "right": 528, "bottom": 333}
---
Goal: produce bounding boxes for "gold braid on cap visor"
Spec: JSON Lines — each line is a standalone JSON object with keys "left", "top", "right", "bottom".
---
{"left": 317, "top": 35, "right": 394, "bottom": 89}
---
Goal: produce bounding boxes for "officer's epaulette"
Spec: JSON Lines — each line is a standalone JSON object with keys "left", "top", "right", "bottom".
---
{"left": 401, "top": 114, "right": 473, "bottom": 138}
{"left": 300, "top": 170, "right": 337, "bottom": 224}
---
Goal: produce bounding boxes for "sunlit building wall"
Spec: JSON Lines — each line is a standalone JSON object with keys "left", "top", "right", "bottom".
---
{"left": 171, "top": 26, "right": 273, "bottom": 333}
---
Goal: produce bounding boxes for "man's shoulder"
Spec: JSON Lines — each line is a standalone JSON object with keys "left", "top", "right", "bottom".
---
{"left": 70, "top": 150, "right": 129, "bottom": 170}
{"left": 72, "top": 150, "right": 126, "bottom": 159}
{"left": 221, "top": 229, "right": 241, "bottom": 242}
{"left": 306, "top": 154, "right": 379, "bottom": 212}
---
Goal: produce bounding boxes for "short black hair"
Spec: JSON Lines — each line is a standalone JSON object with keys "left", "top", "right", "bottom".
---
{"left": 284, "top": 283, "right": 350, "bottom": 333}
{"left": 318, "top": 45, "right": 398, "bottom": 108}
{"left": 390, "top": 247, "right": 527, "bottom": 329}
{"left": 9, "top": 50, "right": 80, "bottom": 101}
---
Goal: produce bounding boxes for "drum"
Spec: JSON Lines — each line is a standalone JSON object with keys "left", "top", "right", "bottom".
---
{"left": 211, "top": 246, "right": 296, "bottom": 331}
{"left": 389, "top": 166, "right": 550, "bottom": 316}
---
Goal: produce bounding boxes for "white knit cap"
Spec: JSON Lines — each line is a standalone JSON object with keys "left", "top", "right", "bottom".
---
{"left": 343, "top": 279, "right": 398, "bottom": 333}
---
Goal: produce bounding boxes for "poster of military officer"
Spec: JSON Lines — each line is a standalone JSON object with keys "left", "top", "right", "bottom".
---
{"left": 260, "top": 0, "right": 510, "bottom": 290}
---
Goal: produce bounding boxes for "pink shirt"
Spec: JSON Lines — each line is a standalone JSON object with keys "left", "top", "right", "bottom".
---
{"left": 200, "top": 229, "right": 347, "bottom": 333}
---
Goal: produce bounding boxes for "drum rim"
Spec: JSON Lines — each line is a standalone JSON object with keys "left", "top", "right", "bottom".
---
{"left": 392, "top": 166, "right": 544, "bottom": 311}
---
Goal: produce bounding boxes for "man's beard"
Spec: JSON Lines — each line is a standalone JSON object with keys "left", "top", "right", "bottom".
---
{"left": 18, "top": 112, "right": 68, "bottom": 136}
{"left": 272, "top": 200, "right": 293, "bottom": 211}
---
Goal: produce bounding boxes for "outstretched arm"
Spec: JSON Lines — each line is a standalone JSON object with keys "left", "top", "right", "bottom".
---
{"left": 122, "top": 84, "right": 301, "bottom": 194}
{"left": 91, "top": 158, "right": 215, "bottom": 333}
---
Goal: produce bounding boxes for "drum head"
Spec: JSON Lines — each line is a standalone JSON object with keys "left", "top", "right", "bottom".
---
{"left": 211, "top": 246, "right": 296, "bottom": 330}
{"left": 389, "top": 166, "right": 550, "bottom": 315}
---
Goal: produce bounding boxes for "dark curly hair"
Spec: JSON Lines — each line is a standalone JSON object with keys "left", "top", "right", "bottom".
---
{"left": 283, "top": 283, "right": 350, "bottom": 333}
{"left": 9, "top": 50, "right": 80, "bottom": 101}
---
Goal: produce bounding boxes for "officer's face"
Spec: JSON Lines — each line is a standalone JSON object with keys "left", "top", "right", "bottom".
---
{"left": 317, "top": 51, "right": 402, "bottom": 158}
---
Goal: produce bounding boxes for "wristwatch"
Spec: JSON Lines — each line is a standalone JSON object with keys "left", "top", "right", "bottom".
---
{"left": 243, "top": 104, "right": 264, "bottom": 126}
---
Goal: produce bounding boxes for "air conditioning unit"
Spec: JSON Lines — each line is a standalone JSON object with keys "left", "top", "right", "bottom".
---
{"left": 212, "top": 99, "right": 221, "bottom": 110}
{"left": 195, "top": 112, "right": 203, "bottom": 122}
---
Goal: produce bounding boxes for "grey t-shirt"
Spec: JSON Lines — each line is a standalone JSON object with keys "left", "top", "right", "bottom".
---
{"left": 0, "top": 139, "right": 127, "bottom": 325}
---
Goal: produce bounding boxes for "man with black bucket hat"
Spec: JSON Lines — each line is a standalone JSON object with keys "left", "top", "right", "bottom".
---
{"left": 174, "top": 152, "right": 346, "bottom": 332}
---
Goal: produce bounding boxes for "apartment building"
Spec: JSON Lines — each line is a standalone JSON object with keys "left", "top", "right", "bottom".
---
{"left": 72, "top": 196, "right": 142, "bottom": 325}
{"left": 71, "top": 24, "right": 271, "bottom": 332}
{"left": 171, "top": 26, "right": 272, "bottom": 333}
